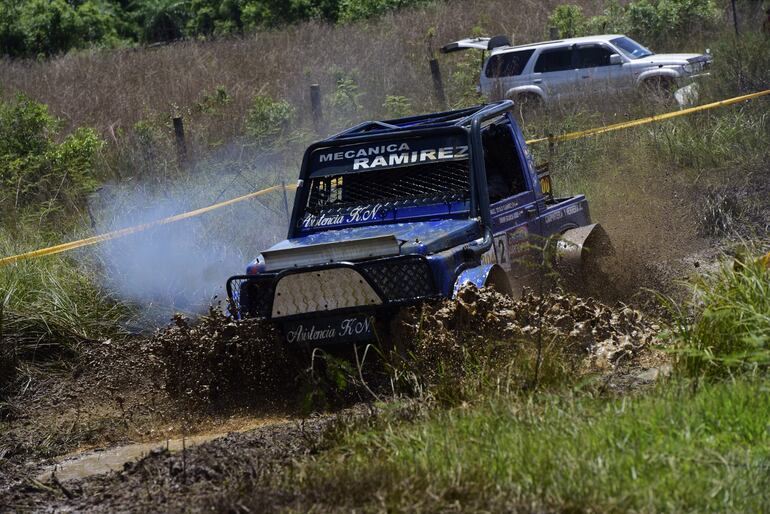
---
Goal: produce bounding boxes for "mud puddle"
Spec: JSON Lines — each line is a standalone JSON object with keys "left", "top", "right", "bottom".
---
{"left": 38, "top": 416, "right": 289, "bottom": 482}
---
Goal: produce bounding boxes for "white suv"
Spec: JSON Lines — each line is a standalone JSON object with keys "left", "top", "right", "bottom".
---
{"left": 442, "top": 34, "right": 712, "bottom": 106}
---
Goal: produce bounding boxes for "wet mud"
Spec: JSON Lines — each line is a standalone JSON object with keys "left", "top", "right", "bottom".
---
{"left": 1, "top": 286, "right": 670, "bottom": 512}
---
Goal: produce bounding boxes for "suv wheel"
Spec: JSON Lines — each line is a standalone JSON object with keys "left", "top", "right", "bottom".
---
{"left": 512, "top": 93, "right": 543, "bottom": 121}
{"left": 641, "top": 76, "right": 676, "bottom": 103}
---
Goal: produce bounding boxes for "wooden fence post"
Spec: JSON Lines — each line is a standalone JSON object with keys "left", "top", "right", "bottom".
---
{"left": 310, "top": 84, "right": 324, "bottom": 134}
{"left": 281, "top": 180, "right": 291, "bottom": 222}
{"left": 429, "top": 58, "right": 447, "bottom": 109}
{"left": 172, "top": 116, "right": 187, "bottom": 168}
{"left": 548, "top": 27, "right": 559, "bottom": 40}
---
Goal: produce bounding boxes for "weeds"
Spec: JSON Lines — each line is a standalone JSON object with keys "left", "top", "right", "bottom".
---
{"left": 664, "top": 247, "right": 770, "bottom": 379}
{"left": 294, "top": 379, "right": 770, "bottom": 512}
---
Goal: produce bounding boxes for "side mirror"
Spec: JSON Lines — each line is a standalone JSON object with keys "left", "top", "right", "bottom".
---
{"left": 610, "top": 53, "right": 623, "bottom": 65}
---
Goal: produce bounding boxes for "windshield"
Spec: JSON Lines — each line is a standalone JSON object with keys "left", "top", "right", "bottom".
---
{"left": 299, "top": 135, "right": 471, "bottom": 231}
{"left": 610, "top": 36, "right": 654, "bottom": 59}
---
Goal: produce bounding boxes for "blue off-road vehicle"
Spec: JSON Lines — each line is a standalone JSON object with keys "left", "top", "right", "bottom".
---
{"left": 227, "top": 100, "right": 610, "bottom": 346}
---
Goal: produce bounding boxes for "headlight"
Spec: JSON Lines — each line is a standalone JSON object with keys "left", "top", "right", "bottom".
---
{"left": 683, "top": 63, "right": 694, "bottom": 73}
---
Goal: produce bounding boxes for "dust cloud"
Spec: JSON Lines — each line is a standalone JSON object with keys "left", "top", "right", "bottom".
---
{"left": 88, "top": 178, "right": 290, "bottom": 327}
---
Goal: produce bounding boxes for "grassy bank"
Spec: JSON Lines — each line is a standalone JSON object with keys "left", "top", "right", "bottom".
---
{"left": 277, "top": 254, "right": 770, "bottom": 512}
{"left": 293, "top": 379, "right": 770, "bottom": 512}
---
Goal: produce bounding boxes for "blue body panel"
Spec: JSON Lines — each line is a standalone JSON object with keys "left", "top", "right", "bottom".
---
{"left": 260, "top": 218, "right": 481, "bottom": 260}
{"left": 229, "top": 101, "right": 603, "bottom": 345}
{"left": 295, "top": 201, "right": 470, "bottom": 235}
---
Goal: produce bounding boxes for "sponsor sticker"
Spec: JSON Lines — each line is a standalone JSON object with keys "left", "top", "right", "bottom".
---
{"left": 283, "top": 314, "right": 374, "bottom": 345}
{"left": 312, "top": 134, "right": 469, "bottom": 175}
{"left": 300, "top": 203, "right": 384, "bottom": 229}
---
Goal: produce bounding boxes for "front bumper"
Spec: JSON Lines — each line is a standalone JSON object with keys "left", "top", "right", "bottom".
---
{"left": 227, "top": 255, "right": 441, "bottom": 323}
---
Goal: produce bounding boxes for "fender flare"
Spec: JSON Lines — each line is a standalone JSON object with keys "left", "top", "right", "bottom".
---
{"left": 505, "top": 86, "right": 547, "bottom": 102}
{"left": 635, "top": 69, "right": 680, "bottom": 88}
{"left": 452, "top": 263, "right": 512, "bottom": 298}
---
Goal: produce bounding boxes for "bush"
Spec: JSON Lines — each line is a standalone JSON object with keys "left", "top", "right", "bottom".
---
{"left": 0, "top": 0, "right": 127, "bottom": 57}
{"left": 626, "top": 0, "right": 720, "bottom": 46}
{"left": 337, "top": 0, "right": 429, "bottom": 23}
{"left": 244, "top": 94, "right": 295, "bottom": 146}
{"left": 547, "top": 0, "right": 721, "bottom": 47}
{"left": 0, "top": 94, "right": 103, "bottom": 222}
{"left": 327, "top": 73, "right": 364, "bottom": 125}
{"left": 666, "top": 249, "right": 770, "bottom": 379}
{"left": 584, "top": 0, "right": 628, "bottom": 35}
{"left": 547, "top": 4, "right": 586, "bottom": 38}
{"left": 382, "top": 95, "right": 412, "bottom": 118}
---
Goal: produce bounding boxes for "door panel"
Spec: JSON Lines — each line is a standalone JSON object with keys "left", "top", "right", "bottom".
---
{"left": 574, "top": 44, "right": 625, "bottom": 96}
{"left": 531, "top": 46, "right": 578, "bottom": 100}
{"left": 489, "top": 191, "right": 541, "bottom": 278}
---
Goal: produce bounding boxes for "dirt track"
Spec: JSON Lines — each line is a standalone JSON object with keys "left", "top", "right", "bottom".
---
{"left": 0, "top": 283, "right": 674, "bottom": 512}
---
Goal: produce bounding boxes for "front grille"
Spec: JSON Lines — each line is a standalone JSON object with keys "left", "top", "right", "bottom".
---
{"left": 227, "top": 277, "right": 274, "bottom": 319}
{"left": 360, "top": 257, "right": 437, "bottom": 301}
{"left": 228, "top": 257, "right": 438, "bottom": 320}
{"left": 304, "top": 160, "right": 470, "bottom": 216}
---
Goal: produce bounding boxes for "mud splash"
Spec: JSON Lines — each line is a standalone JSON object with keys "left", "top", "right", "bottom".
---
{"left": 390, "top": 285, "right": 662, "bottom": 391}
{"left": 149, "top": 309, "right": 298, "bottom": 410}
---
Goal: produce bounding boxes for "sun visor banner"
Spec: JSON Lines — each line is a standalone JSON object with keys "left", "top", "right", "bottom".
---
{"left": 311, "top": 134, "right": 470, "bottom": 176}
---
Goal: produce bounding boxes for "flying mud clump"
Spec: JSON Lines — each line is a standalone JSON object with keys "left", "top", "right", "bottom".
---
{"left": 150, "top": 309, "right": 295, "bottom": 410}
{"left": 394, "top": 285, "right": 660, "bottom": 385}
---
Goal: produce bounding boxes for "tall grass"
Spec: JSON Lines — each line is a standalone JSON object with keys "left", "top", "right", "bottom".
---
{"left": 0, "top": 229, "right": 129, "bottom": 394}
{"left": 665, "top": 248, "right": 770, "bottom": 379}
{"left": 294, "top": 379, "right": 770, "bottom": 512}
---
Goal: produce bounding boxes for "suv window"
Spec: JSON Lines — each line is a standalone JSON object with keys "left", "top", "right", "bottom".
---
{"left": 534, "top": 47, "right": 573, "bottom": 73}
{"left": 484, "top": 49, "right": 535, "bottom": 78}
{"left": 575, "top": 45, "right": 613, "bottom": 68}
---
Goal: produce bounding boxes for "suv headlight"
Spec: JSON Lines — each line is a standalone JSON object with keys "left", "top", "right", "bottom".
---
{"left": 683, "top": 63, "right": 694, "bottom": 73}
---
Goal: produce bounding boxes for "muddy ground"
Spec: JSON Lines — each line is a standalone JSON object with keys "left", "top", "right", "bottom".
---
{"left": 0, "top": 282, "right": 674, "bottom": 513}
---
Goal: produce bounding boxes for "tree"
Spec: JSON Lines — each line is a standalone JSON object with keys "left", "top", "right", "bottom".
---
{"left": 132, "top": 0, "right": 188, "bottom": 42}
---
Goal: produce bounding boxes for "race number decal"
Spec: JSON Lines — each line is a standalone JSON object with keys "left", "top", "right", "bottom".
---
{"left": 481, "top": 234, "right": 511, "bottom": 270}
{"left": 495, "top": 234, "right": 510, "bottom": 271}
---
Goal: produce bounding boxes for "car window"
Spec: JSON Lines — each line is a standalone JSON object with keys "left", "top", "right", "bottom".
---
{"left": 533, "top": 47, "right": 573, "bottom": 73}
{"left": 610, "top": 36, "right": 654, "bottom": 59}
{"left": 575, "top": 45, "right": 613, "bottom": 68}
{"left": 484, "top": 49, "right": 535, "bottom": 78}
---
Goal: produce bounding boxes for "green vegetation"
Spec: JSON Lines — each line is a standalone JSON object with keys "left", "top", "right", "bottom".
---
{"left": 0, "top": 0, "right": 433, "bottom": 57}
{"left": 548, "top": 0, "right": 721, "bottom": 46}
{"left": 667, "top": 252, "right": 770, "bottom": 379}
{"left": 296, "top": 379, "right": 770, "bottom": 511}
{"left": 244, "top": 94, "right": 295, "bottom": 146}
{"left": 0, "top": 94, "right": 104, "bottom": 225}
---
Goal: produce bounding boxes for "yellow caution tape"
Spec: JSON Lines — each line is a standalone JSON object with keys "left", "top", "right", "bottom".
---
{"left": 525, "top": 89, "right": 770, "bottom": 145}
{"left": 2, "top": 89, "right": 769, "bottom": 268}
{"left": 760, "top": 251, "right": 770, "bottom": 269}
{"left": 0, "top": 183, "right": 297, "bottom": 267}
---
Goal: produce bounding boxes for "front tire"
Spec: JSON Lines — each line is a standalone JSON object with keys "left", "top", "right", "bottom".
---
{"left": 641, "top": 76, "right": 677, "bottom": 104}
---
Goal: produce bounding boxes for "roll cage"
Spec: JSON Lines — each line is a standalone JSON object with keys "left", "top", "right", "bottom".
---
{"left": 288, "top": 100, "right": 515, "bottom": 238}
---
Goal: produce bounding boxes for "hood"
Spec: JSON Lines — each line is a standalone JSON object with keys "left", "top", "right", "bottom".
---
{"left": 248, "top": 219, "right": 481, "bottom": 273}
{"left": 631, "top": 53, "right": 709, "bottom": 66}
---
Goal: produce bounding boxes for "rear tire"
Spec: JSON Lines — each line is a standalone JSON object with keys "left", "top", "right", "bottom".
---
{"left": 484, "top": 265, "right": 514, "bottom": 296}
{"left": 512, "top": 92, "right": 543, "bottom": 122}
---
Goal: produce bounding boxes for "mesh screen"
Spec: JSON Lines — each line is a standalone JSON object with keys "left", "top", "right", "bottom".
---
{"left": 304, "top": 160, "right": 470, "bottom": 215}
